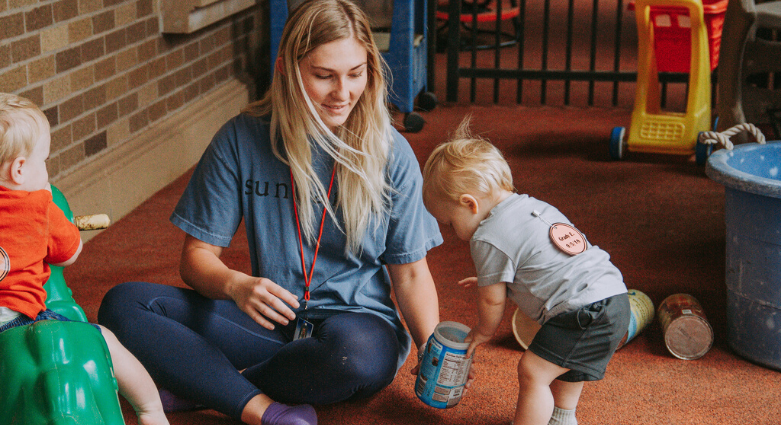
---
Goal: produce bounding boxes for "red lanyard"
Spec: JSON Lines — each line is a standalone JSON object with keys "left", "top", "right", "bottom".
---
{"left": 290, "top": 165, "right": 336, "bottom": 309}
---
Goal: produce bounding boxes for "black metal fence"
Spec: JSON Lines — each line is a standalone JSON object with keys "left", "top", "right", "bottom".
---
{"left": 438, "top": 0, "right": 692, "bottom": 108}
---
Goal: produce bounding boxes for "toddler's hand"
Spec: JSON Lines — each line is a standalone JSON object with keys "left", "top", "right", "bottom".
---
{"left": 464, "top": 329, "right": 492, "bottom": 358}
{"left": 458, "top": 277, "right": 478, "bottom": 288}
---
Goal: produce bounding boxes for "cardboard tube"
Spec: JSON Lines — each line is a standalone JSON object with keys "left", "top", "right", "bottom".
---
{"left": 73, "top": 214, "right": 110, "bottom": 231}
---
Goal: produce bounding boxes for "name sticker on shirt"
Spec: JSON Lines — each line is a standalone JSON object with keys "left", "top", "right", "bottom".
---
{"left": 532, "top": 210, "right": 587, "bottom": 256}
{"left": 549, "top": 223, "right": 587, "bottom": 255}
{"left": 0, "top": 247, "right": 9, "bottom": 282}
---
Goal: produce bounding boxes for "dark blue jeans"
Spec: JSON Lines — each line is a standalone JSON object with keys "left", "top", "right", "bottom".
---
{"left": 0, "top": 309, "right": 101, "bottom": 333}
{"left": 97, "top": 281, "right": 400, "bottom": 420}
{"left": 0, "top": 309, "right": 72, "bottom": 333}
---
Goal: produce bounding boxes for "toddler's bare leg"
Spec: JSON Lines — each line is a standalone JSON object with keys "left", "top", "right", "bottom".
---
{"left": 99, "top": 325, "right": 169, "bottom": 425}
{"left": 514, "top": 351, "right": 570, "bottom": 425}
{"left": 550, "top": 379, "right": 583, "bottom": 410}
{"left": 547, "top": 380, "right": 583, "bottom": 425}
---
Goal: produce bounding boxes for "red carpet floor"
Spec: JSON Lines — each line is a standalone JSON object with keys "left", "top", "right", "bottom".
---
{"left": 62, "top": 11, "right": 780, "bottom": 421}
{"left": 64, "top": 101, "right": 781, "bottom": 424}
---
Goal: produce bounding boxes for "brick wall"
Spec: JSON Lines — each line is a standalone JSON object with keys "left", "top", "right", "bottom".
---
{"left": 0, "top": 0, "right": 262, "bottom": 182}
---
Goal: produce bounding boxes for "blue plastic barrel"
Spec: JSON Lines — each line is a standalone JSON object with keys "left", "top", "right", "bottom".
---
{"left": 706, "top": 141, "right": 781, "bottom": 371}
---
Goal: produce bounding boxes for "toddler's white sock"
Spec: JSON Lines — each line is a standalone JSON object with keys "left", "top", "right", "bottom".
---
{"left": 548, "top": 406, "right": 578, "bottom": 425}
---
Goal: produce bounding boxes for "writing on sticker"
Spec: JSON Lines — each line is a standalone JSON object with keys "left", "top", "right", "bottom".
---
{"left": 549, "top": 223, "right": 587, "bottom": 256}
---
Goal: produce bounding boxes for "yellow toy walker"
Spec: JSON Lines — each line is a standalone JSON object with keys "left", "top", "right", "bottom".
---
{"left": 611, "top": 0, "right": 725, "bottom": 164}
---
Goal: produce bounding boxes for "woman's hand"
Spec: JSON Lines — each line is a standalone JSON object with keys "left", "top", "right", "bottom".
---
{"left": 388, "top": 259, "right": 440, "bottom": 366}
{"left": 180, "top": 234, "right": 299, "bottom": 330}
{"left": 226, "top": 275, "right": 300, "bottom": 330}
{"left": 464, "top": 358, "right": 477, "bottom": 394}
{"left": 410, "top": 358, "right": 422, "bottom": 377}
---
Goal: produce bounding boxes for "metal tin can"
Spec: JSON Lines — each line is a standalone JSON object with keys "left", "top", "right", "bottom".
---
{"left": 415, "top": 321, "right": 473, "bottom": 408}
{"left": 513, "top": 289, "right": 655, "bottom": 351}
{"left": 617, "top": 289, "right": 655, "bottom": 349}
{"left": 657, "top": 293, "right": 714, "bottom": 360}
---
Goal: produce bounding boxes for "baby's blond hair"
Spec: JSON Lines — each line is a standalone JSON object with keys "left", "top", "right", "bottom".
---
{"left": 422, "top": 116, "right": 514, "bottom": 208}
{"left": 0, "top": 93, "right": 49, "bottom": 166}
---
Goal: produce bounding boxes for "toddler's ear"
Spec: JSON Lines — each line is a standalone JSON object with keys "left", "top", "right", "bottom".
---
{"left": 8, "top": 156, "right": 25, "bottom": 185}
{"left": 458, "top": 194, "right": 479, "bottom": 214}
{"left": 275, "top": 56, "right": 285, "bottom": 76}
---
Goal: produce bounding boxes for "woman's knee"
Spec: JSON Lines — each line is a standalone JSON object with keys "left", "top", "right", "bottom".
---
{"left": 98, "top": 281, "right": 152, "bottom": 327}
{"left": 319, "top": 314, "right": 399, "bottom": 387}
{"left": 341, "top": 345, "right": 396, "bottom": 386}
{"left": 100, "top": 281, "right": 146, "bottom": 305}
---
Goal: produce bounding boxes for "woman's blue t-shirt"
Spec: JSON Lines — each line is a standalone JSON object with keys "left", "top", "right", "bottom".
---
{"left": 170, "top": 114, "right": 442, "bottom": 370}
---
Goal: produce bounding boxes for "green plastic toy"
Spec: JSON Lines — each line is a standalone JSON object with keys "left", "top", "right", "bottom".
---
{"left": 44, "top": 185, "right": 88, "bottom": 322}
{"left": 0, "top": 321, "right": 124, "bottom": 424}
{"left": 0, "top": 185, "right": 125, "bottom": 425}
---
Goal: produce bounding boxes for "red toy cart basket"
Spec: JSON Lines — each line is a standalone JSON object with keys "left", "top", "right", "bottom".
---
{"left": 629, "top": 0, "right": 728, "bottom": 73}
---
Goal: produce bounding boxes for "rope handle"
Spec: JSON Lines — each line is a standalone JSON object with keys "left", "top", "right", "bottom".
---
{"left": 698, "top": 123, "right": 766, "bottom": 151}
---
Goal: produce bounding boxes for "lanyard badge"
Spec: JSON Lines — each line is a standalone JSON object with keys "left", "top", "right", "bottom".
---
{"left": 294, "top": 317, "right": 314, "bottom": 340}
{"left": 290, "top": 166, "right": 336, "bottom": 310}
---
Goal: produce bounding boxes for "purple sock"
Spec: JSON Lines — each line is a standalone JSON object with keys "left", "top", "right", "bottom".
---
{"left": 261, "top": 402, "right": 317, "bottom": 425}
{"left": 158, "top": 388, "right": 204, "bottom": 413}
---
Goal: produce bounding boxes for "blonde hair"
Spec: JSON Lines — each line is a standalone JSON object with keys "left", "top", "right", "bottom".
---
{"left": 423, "top": 116, "right": 514, "bottom": 207}
{"left": 243, "top": 0, "right": 392, "bottom": 253}
{"left": 0, "top": 93, "right": 49, "bottom": 166}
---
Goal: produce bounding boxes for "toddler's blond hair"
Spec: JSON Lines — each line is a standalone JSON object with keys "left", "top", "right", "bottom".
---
{"left": 423, "top": 116, "right": 514, "bottom": 207}
{"left": 0, "top": 93, "right": 49, "bottom": 166}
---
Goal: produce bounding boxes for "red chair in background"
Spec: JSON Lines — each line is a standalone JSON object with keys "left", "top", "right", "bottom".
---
{"left": 436, "top": 0, "right": 522, "bottom": 51}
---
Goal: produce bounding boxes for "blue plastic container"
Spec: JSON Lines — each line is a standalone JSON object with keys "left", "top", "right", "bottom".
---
{"left": 706, "top": 141, "right": 781, "bottom": 371}
{"left": 415, "top": 321, "right": 472, "bottom": 408}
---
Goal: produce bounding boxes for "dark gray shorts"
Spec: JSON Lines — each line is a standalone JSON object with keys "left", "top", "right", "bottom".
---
{"left": 528, "top": 293, "right": 630, "bottom": 382}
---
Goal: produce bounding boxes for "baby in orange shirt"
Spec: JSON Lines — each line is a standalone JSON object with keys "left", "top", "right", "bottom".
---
{"left": 0, "top": 92, "right": 169, "bottom": 425}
